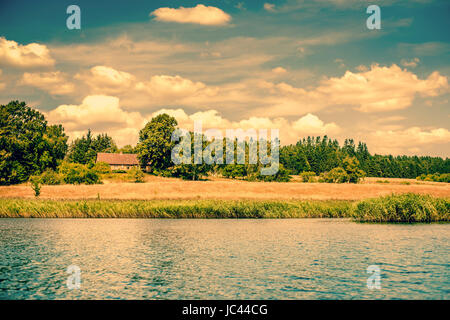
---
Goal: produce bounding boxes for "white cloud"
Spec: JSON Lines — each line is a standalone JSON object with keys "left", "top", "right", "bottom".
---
{"left": 45, "top": 95, "right": 147, "bottom": 146}
{"left": 20, "top": 71, "right": 75, "bottom": 95}
{"left": 75, "top": 65, "right": 135, "bottom": 94}
{"left": 316, "top": 64, "right": 449, "bottom": 112}
{"left": 272, "top": 67, "right": 287, "bottom": 74}
{"left": 135, "top": 74, "right": 218, "bottom": 106}
{"left": 367, "top": 127, "right": 450, "bottom": 155}
{"left": 401, "top": 57, "right": 420, "bottom": 68}
{"left": 151, "top": 4, "right": 231, "bottom": 26}
{"left": 0, "top": 37, "right": 54, "bottom": 68}
{"left": 151, "top": 108, "right": 339, "bottom": 145}
{"left": 264, "top": 3, "right": 276, "bottom": 12}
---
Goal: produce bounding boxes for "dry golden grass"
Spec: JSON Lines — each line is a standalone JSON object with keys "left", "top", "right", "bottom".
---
{"left": 0, "top": 176, "right": 448, "bottom": 200}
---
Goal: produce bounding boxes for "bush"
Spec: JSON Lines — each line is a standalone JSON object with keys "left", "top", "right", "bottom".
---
{"left": 112, "top": 169, "right": 127, "bottom": 173}
{"left": 30, "top": 177, "right": 41, "bottom": 197}
{"left": 300, "top": 171, "right": 316, "bottom": 183}
{"left": 92, "top": 162, "right": 112, "bottom": 174}
{"left": 251, "top": 164, "right": 291, "bottom": 182}
{"left": 58, "top": 161, "right": 101, "bottom": 185}
{"left": 38, "top": 169, "right": 64, "bottom": 185}
{"left": 128, "top": 167, "right": 145, "bottom": 183}
{"left": 417, "top": 173, "right": 450, "bottom": 183}
{"left": 322, "top": 167, "right": 349, "bottom": 183}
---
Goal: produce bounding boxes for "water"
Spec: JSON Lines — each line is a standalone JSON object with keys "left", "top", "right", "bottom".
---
{"left": 0, "top": 219, "right": 448, "bottom": 300}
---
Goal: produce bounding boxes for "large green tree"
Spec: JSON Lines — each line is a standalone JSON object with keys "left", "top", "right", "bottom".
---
{"left": 136, "top": 114, "right": 178, "bottom": 172}
{"left": 0, "top": 101, "right": 68, "bottom": 185}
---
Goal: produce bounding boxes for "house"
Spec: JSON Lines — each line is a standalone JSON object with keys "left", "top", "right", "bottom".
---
{"left": 96, "top": 153, "right": 140, "bottom": 171}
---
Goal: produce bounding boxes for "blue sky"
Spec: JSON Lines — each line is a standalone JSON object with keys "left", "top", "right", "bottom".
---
{"left": 0, "top": 0, "right": 449, "bottom": 156}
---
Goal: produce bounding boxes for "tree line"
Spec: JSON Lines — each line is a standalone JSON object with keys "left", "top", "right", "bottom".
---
{"left": 280, "top": 136, "right": 449, "bottom": 179}
{"left": 1, "top": 100, "right": 449, "bottom": 185}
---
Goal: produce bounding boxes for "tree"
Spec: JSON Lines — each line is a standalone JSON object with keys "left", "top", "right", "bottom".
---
{"left": 136, "top": 114, "right": 178, "bottom": 172}
{"left": 119, "top": 144, "right": 136, "bottom": 154}
{"left": 67, "top": 130, "right": 117, "bottom": 164}
{"left": 170, "top": 132, "right": 211, "bottom": 180}
{"left": 0, "top": 101, "right": 68, "bottom": 185}
{"left": 343, "top": 156, "right": 366, "bottom": 183}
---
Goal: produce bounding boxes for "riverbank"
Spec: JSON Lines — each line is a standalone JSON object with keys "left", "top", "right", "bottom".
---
{"left": 0, "top": 194, "right": 448, "bottom": 222}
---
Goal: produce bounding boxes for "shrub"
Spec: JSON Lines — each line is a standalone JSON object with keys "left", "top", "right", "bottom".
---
{"left": 38, "top": 169, "right": 64, "bottom": 185}
{"left": 128, "top": 167, "right": 145, "bottom": 183}
{"left": 417, "top": 173, "right": 450, "bottom": 183}
{"left": 92, "top": 162, "right": 112, "bottom": 174}
{"left": 300, "top": 171, "right": 316, "bottom": 183}
{"left": 58, "top": 161, "right": 101, "bottom": 185}
{"left": 30, "top": 177, "right": 41, "bottom": 197}
{"left": 251, "top": 164, "right": 291, "bottom": 182}
{"left": 323, "top": 167, "right": 349, "bottom": 183}
{"left": 112, "top": 169, "right": 127, "bottom": 173}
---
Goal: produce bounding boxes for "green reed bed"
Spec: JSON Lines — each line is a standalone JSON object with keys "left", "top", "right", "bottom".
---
{"left": 0, "top": 199, "right": 352, "bottom": 219}
{"left": 352, "top": 193, "right": 449, "bottom": 223}
{"left": 0, "top": 194, "right": 448, "bottom": 222}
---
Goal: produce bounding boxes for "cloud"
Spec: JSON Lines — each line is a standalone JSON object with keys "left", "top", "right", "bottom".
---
{"left": 152, "top": 108, "right": 339, "bottom": 145}
{"left": 135, "top": 75, "right": 218, "bottom": 106}
{"left": 45, "top": 95, "right": 147, "bottom": 146}
{"left": 0, "top": 70, "right": 5, "bottom": 90}
{"left": 75, "top": 65, "right": 136, "bottom": 94}
{"left": 151, "top": 4, "right": 231, "bottom": 26}
{"left": 272, "top": 67, "right": 287, "bottom": 74}
{"left": 400, "top": 57, "right": 420, "bottom": 68}
{"left": 0, "top": 37, "right": 54, "bottom": 68}
{"left": 367, "top": 126, "right": 450, "bottom": 155}
{"left": 264, "top": 3, "right": 276, "bottom": 12}
{"left": 397, "top": 42, "right": 449, "bottom": 57}
{"left": 20, "top": 71, "right": 75, "bottom": 95}
{"left": 316, "top": 64, "right": 448, "bottom": 112}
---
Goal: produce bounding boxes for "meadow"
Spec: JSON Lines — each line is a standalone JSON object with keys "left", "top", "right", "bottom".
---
{"left": 0, "top": 175, "right": 448, "bottom": 201}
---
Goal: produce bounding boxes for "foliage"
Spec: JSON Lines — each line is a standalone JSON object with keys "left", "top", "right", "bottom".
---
{"left": 58, "top": 161, "right": 101, "bottom": 185}
{"left": 343, "top": 156, "right": 366, "bottom": 183}
{"left": 300, "top": 171, "right": 316, "bottom": 182}
{"left": 37, "top": 169, "right": 64, "bottom": 185}
{"left": 417, "top": 173, "right": 450, "bottom": 183}
{"left": 136, "top": 114, "right": 178, "bottom": 172}
{"left": 112, "top": 169, "right": 127, "bottom": 173}
{"left": 322, "top": 167, "right": 349, "bottom": 183}
{"left": 67, "top": 130, "right": 117, "bottom": 165}
{"left": 30, "top": 178, "right": 41, "bottom": 197}
{"left": 352, "top": 193, "right": 450, "bottom": 222}
{"left": 92, "top": 161, "right": 112, "bottom": 174}
{"left": 169, "top": 132, "right": 211, "bottom": 180}
{"left": 0, "top": 101, "right": 68, "bottom": 185}
{"left": 118, "top": 145, "right": 136, "bottom": 154}
{"left": 249, "top": 163, "right": 291, "bottom": 182}
{"left": 280, "top": 136, "right": 449, "bottom": 179}
{"left": 128, "top": 167, "right": 145, "bottom": 183}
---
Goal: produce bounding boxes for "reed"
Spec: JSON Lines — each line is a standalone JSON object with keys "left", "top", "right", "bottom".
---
{"left": 352, "top": 193, "right": 450, "bottom": 223}
{"left": 0, "top": 194, "right": 448, "bottom": 222}
{"left": 0, "top": 199, "right": 352, "bottom": 219}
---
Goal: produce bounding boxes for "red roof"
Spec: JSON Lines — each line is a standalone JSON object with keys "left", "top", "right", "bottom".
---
{"left": 96, "top": 153, "right": 139, "bottom": 165}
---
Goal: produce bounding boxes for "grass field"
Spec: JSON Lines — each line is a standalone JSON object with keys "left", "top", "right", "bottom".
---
{"left": 0, "top": 176, "right": 449, "bottom": 201}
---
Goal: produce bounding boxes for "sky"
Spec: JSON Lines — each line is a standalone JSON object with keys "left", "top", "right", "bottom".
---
{"left": 0, "top": 0, "right": 449, "bottom": 156}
